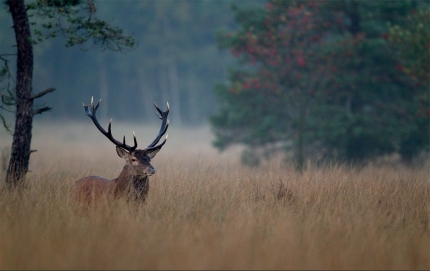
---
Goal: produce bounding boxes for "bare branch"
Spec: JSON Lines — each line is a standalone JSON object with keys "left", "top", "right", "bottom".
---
{"left": 30, "top": 87, "right": 56, "bottom": 100}
{"left": 33, "top": 106, "right": 52, "bottom": 115}
{"left": 0, "top": 114, "right": 13, "bottom": 135}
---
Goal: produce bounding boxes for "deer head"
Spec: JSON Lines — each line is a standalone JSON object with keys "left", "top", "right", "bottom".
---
{"left": 83, "top": 96, "right": 169, "bottom": 178}
{"left": 115, "top": 147, "right": 158, "bottom": 176}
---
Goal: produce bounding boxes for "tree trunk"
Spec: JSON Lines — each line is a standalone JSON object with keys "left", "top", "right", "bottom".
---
{"left": 296, "top": 107, "right": 305, "bottom": 172}
{"left": 168, "top": 61, "right": 182, "bottom": 126}
{"left": 187, "top": 74, "right": 200, "bottom": 124}
{"left": 158, "top": 65, "right": 169, "bottom": 112}
{"left": 97, "top": 55, "right": 108, "bottom": 121}
{"left": 347, "top": 0, "right": 361, "bottom": 36}
{"left": 5, "top": 0, "right": 34, "bottom": 187}
{"left": 139, "top": 68, "right": 156, "bottom": 123}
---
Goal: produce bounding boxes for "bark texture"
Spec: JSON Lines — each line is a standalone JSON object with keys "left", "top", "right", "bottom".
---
{"left": 6, "top": 0, "right": 34, "bottom": 187}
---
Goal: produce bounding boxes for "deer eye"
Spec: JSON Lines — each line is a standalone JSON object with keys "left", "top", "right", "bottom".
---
{"left": 131, "top": 158, "right": 137, "bottom": 162}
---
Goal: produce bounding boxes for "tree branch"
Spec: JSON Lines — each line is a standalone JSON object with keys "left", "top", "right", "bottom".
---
{"left": 30, "top": 87, "right": 56, "bottom": 100}
{"left": 33, "top": 106, "right": 52, "bottom": 115}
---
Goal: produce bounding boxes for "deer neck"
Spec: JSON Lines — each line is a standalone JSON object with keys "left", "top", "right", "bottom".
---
{"left": 114, "top": 164, "right": 137, "bottom": 194}
{"left": 115, "top": 164, "right": 149, "bottom": 200}
{"left": 132, "top": 175, "right": 149, "bottom": 201}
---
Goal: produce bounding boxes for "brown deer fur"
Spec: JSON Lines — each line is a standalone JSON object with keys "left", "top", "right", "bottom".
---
{"left": 71, "top": 97, "right": 169, "bottom": 204}
{"left": 71, "top": 148, "right": 158, "bottom": 203}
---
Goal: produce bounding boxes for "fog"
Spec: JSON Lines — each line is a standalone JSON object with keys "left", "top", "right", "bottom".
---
{"left": 0, "top": 0, "right": 265, "bottom": 125}
{"left": 1, "top": 120, "right": 243, "bottom": 175}
{"left": 1, "top": 0, "right": 428, "bottom": 166}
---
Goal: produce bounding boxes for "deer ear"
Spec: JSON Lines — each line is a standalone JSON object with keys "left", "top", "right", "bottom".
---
{"left": 116, "top": 146, "right": 129, "bottom": 158}
{"left": 146, "top": 146, "right": 162, "bottom": 159}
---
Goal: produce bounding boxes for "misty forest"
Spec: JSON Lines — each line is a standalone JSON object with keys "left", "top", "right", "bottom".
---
{"left": 0, "top": 0, "right": 429, "bottom": 270}
{"left": 1, "top": 0, "right": 429, "bottom": 169}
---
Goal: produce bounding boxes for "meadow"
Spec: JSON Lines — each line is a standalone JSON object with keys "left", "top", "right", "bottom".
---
{"left": 0, "top": 122, "right": 429, "bottom": 269}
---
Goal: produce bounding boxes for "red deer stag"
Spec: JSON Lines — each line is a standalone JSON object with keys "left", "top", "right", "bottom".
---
{"left": 71, "top": 97, "right": 169, "bottom": 203}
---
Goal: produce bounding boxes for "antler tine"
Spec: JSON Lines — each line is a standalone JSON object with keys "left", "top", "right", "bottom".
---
{"left": 147, "top": 102, "right": 170, "bottom": 148}
{"left": 83, "top": 96, "right": 100, "bottom": 118}
{"left": 83, "top": 97, "right": 137, "bottom": 152}
{"left": 153, "top": 101, "right": 170, "bottom": 119}
{"left": 132, "top": 131, "right": 137, "bottom": 147}
{"left": 146, "top": 134, "right": 168, "bottom": 152}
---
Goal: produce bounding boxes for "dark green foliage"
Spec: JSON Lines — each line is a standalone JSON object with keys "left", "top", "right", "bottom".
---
{"left": 211, "top": 0, "right": 430, "bottom": 166}
{"left": 26, "top": 0, "right": 136, "bottom": 51}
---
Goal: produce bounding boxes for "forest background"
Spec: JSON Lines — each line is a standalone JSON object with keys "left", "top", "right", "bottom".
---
{"left": 0, "top": 2, "right": 429, "bottom": 269}
{"left": 0, "top": 0, "right": 246, "bottom": 125}
{"left": 0, "top": 0, "right": 429, "bottom": 167}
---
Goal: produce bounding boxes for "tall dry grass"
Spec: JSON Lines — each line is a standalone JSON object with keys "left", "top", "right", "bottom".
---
{"left": 0, "top": 122, "right": 429, "bottom": 269}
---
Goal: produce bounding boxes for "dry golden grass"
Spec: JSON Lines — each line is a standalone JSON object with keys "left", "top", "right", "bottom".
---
{"left": 0, "top": 122, "right": 429, "bottom": 269}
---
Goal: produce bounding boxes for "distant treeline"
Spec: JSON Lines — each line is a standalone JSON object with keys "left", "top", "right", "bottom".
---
{"left": 0, "top": 0, "right": 265, "bottom": 125}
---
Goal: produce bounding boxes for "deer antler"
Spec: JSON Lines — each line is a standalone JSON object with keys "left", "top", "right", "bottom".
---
{"left": 146, "top": 102, "right": 169, "bottom": 150}
{"left": 83, "top": 96, "right": 137, "bottom": 152}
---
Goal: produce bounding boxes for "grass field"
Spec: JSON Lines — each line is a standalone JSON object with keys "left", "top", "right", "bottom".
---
{"left": 0, "top": 122, "right": 429, "bottom": 269}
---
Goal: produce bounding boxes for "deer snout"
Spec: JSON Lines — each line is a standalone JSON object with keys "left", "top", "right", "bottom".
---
{"left": 145, "top": 166, "right": 156, "bottom": 175}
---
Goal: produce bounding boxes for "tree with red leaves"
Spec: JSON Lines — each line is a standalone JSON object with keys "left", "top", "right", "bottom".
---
{"left": 212, "top": 1, "right": 340, "bottom": 168}
{"left": 211, "top": 0, "right": 429, "bottom": 167}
